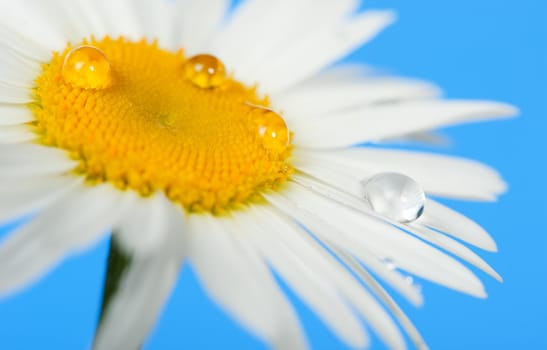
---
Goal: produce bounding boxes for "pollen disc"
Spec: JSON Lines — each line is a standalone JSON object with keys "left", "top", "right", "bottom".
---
{"left": 31, "top": 37, "right": 293, "bottom": 213}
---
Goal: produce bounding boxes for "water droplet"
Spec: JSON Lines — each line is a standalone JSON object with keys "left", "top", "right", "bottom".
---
{"left": 247, "top": 105, "right": 290, "bottom": 154}
{"left": 405, "top": 276, "right": 414, "bottom": 285}
{"left": 183, "top": 54, "right": 226, "bottom": 88}
{"left": 362, "top": 172, "right": 425, "bottom": 223}
{"left": 381, "top": 257, "right": 397, "bottom": 270}
{"left": 62, "top": 45, "right": 112, "bottom": 89}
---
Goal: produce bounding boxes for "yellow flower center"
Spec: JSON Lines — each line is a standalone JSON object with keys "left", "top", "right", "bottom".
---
{"left": 30, "top": 37, "right": 293, "bottom": 213}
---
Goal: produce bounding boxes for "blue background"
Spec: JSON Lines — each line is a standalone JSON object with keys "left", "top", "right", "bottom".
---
{"left": 1, "top": 0, "right": 546, "bottom": 349}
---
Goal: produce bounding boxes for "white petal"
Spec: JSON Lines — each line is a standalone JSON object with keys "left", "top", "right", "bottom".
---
{"left": 293, "top": 100, "right": 518, "bottom": 148}
{"left": 0, "top": 175, "right": 80, "bottom": 223}
{"left": 0, "top": 143, "right": 76, "bottom": 179}
{"left": 54, "top": 0, "right": 110, "bottom": 40}
{"left": 265, "top": 191, "right": 423, "bottom": 307}
{"left": 0, "top": 104, "right": 35, "bottom": 125}
{"left": 382, "top": 131, "right": 450, "bottom": 146}
{"left": 292, "top": 65, "right": 375, "bottom": 85}
{"left": 255, "top": 11, "right": 395, "bottom": 93}
{"left": 0, "top": 183, "right": 133, "bottom": 296}
{"left": 115, "top": 193, "right": 169, "bottom": 254}
{"left": 291, "top": 169, "right": 497, "bottom": 255}
{"left": 32, "top": 0, "right": 96, "bottom": 43}
{"left": 331, "top": 247, "right": 428, "bottom": 350}
{"left": 87, "top": 0, "right": 141, "bottom": 40}
{"left": 0, "top": 83, "right": 32, "bottom": 104}
{"left": 174, "top": 0, "right": 230, "bottom": 54}
{"left": 250, "top": 205, "right": 405, "bottom": 350}
{"left": 0, "top": 1, "right": 66, "bottom": 53}
{"left": 96, "top": 193, "right": 188, "bottom": 350}
{"left": 289, "top": 159, "right": 500, "bottom": 268}
{"left": 212, "top": 0, "right": 354, "bottom": 77}
{"left": 0, "top": 125, "right": 37, "bottom": 143}
{"left": 0, "top": 50, "right": 39, "bottom": 88}
{"left": 274, "top": 77, "right": 441, "bottom": 120}
{"left": 408, "top": 223, "right": 501, "bottom": 281}
{"left": 0, "top": 24, "right": 52, "bottom": 61}
{"left": 241, "top": 206, "right": 369, "bottom": 349}
{"left": 132, "top": 0, "right": 175, "bottom": 48}
{"left": 116, "top": 193, "right": 186, "bottom": 257}
{"left": 187, "top": 213, "right": 307, "bottom": 350}
{"left": 93, "top": 253, "right": 181, "bottom": 350}
{"left": 293, "top": 147, "right": 507, "bottom": 201}
{"left": 54, "top": 0, "right": 138, "bottom": 41}
{"left": 33, "top": 0, "right": 139, "bottom": 42}
{"left": 62, "top": 0, "right": 141, "bottom": 42}
{"left": 282, "top": 180, "right": 487, "bottom": 298}
{"left": 418, "top": 200, "right": 498, "bottom": 252}
{"left": 210, "top": 0, "right": 312, "bottom": 70}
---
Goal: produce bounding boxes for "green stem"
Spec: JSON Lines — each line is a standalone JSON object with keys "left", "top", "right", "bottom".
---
{"left": 94, "top": 235, "right": 133, "bottom": 343}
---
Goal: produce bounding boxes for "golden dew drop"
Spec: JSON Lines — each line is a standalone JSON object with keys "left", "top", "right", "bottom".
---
{"left": 247, "top": 106, "right": 290, "bottom": 155}
{"left": 62, "top": 45, "right": 112, "bottom": 89}
{"left": 182, "top": 54, "right": 226, "bottom": 89}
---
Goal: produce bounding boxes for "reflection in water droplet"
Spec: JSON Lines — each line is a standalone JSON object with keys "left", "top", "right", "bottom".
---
{"left": 183, "top": 54, "right": 226, "bottom": 88}
{"left": 386, "top": 262, "right": 397, "bottom": 271}
{"left": 362, "top": 172, "right": 425, "bottom": 223}
{"left": 405, "top": 276, "right": 414, "bottom": 285}
{"left": 381, "top": 257, "right": 397, "bottom": 270}
{"left": 247, "top": 105, "right": 290, "bottom": 154}
{"left": 62, "top": 45, "right": 112, "bottom": 89}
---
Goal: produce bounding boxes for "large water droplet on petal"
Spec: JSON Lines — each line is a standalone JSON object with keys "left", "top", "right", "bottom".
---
{"left": 62, "top": 45, "right": 112, "bottom": 89}
{"left": 183, "top": 54, "right": 226, "bottom": 89}
{"left": 247, "top": 105, "right": 290, "bottom": 154}
{"left": 362, "top": 172, "right": 425, "bottom": 223}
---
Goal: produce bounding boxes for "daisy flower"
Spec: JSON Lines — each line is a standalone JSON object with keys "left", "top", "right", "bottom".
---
{"left": 0, "top": 0, "right": 517, "bottom": 349}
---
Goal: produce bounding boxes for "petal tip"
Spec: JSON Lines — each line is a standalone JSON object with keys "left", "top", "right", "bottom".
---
{"left": 477, "top": 101, "right": 520, "bottom": 119}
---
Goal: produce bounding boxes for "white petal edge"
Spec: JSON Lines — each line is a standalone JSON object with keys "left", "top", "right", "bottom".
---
{"left": 293, "top": 147, "right": 507, "bottom": 201}
{"left": 292, "top": 100, "right": 518, "bottom": 148}
{"left": 95, "top": 193, "right": 188, "bottom": 349}
{"left": 0, "top": 24, "right": 53, "bottom": 61}
{"left": 282, "top": 180, "right": 488, "bottom": 298}
{"left": 418, "top": 200, "right": 498, "bottom": 252}
{"left": 240, "top": 206, "right": 370, "bottom": 349}
{"left": 251, "top": 205, "right": 406, "bottom": 350}
{"left": 0, "top": 104, "right": 35, "bottom": 125}
{"left": 329, "top": 245, "right": 429, "bottom": 350}
{"left": 264, "top": 191, "right": 424, "bottom": 306}
{"left": 187, "top": 213, "right": 307, "bottom": 350}
{"left": 0, "top": 0, "right": 69, "bottom": 53}
{"left": 270, "top": 176, "right": 500, "bottom": 281}
{"left": 0, "top": 183, "right": 134, "bottom": 296}
{"left": 132, "top": 0, "right": 176, "bottom": 48}
{"left": 0, "top": 51, "right": 39, "bottom": 89}
{"left": 174, "top": 0, "right": 230, "bottom": 55}
{"left": 210, "top": 0, "right": 317, "bottom": 72}
{"left": 254, "top": 11, "right": 396, "bottom": 94}
{"left": 273, "top": 77, "right": 441, "bottom": 120}
{"left": 0, "top": 143, "right": 77, "bottom": 179}
{"left": 93, "top": 255, "right": 180, "bottom": 350}
{"left": 291, "top": 169, "right": 499, "bottom": 253}
{"left": 0, "top": 175, "right": 81, "bottom": 223}
{"left": 115, "top": 192, "right": 187, "bottom": 257}
{"left": 0, "top": 125, "right": 38, "bottom": 143}
{"left": 0, "top": 84, "right": 33, "bottom": 105}
{"left": 93, "top": 210, "right": 182, "bottom": 350}
{"left": 408, "top": 223, "right": 501, "bottom": 281}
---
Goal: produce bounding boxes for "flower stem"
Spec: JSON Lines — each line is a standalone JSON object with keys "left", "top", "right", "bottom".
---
{"left": 94, "top": 235, "right": 137, "bottom": 348}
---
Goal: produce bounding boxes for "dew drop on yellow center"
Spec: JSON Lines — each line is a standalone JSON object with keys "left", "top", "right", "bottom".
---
{"left": 30, "top": 37, "right": 293, "bottom": 213}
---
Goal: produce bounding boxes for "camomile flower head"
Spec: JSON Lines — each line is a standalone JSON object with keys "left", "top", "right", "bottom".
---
{"left": 0, "top": 0, "right": 517, "bottom": 349}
